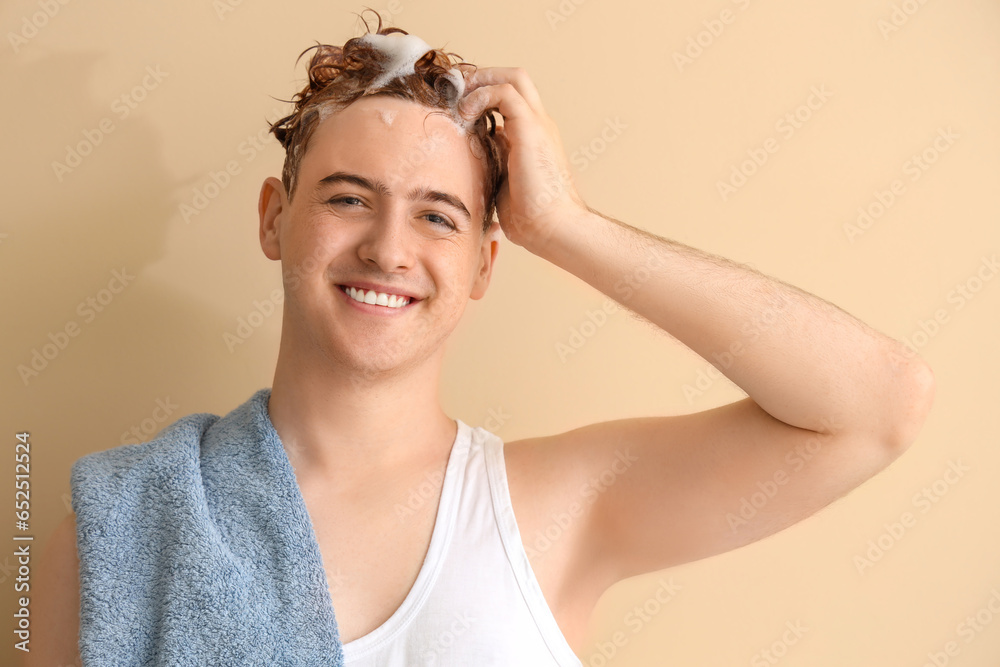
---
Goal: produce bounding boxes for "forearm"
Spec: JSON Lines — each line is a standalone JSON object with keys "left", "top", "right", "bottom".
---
{"left": 530, "top": 207, "right": 933, "bottom": 440}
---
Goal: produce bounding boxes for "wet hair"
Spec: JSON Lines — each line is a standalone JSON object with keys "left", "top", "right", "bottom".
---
{"left": 267, "top": 8, "right": 503, "bottom": 234}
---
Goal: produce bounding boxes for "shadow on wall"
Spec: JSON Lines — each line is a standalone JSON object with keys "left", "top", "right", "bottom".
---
{"left": 1, "top": 51, "right": 259, "bottom": 515}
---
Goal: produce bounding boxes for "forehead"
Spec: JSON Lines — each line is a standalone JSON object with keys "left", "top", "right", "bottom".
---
{"left": 301, "top": 96, "right": 483, "bottom": 196}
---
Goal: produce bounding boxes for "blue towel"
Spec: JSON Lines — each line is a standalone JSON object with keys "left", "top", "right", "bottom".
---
{"left": 70, "top": 387, "right": 345, "bottom": 666}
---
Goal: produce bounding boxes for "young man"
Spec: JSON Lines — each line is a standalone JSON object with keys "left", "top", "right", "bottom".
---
{"left": 33, "top": 25, "right": 935, "bottom": 667}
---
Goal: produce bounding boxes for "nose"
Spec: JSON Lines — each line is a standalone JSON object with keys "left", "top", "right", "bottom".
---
{"left": 357, "top": 207, "right": 417, "bottom": 273}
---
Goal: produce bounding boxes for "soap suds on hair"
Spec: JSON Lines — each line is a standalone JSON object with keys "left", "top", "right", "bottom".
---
{"left": 360, "top": 31, "right": 468, "bottom": 109}
{"left": 360, "top": 32, "right": 433, "bottom": 90}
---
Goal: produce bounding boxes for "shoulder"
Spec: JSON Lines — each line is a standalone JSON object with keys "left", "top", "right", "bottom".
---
{"left": 502, "top": 427, "right": 638, "bottom": 511}
{"left": 72, "top": 411, "right": 220, "bottom": 480}
{"left": 69, "top": 411, "right": 221, "bottom": 531}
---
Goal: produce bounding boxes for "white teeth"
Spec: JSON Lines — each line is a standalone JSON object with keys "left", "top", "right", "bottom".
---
{"left": 345, "top": 285, "right": 411, "bottom": 308}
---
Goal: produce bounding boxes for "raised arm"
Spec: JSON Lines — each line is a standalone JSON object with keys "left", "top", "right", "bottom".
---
{"left": 459, "top": 66, "right": 933, "bottom": 445}
{"left": 531, "top": 207, "right": 933, "bottom": 445}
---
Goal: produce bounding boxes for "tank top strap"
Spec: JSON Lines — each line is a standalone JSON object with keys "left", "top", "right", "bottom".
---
{"left": 476, "top": 428, "right": 584, "bottom": 666}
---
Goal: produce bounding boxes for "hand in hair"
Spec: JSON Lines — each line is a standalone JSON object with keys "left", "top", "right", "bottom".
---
{"left": 457, "top": 67, "right": 589, "bottom": 252}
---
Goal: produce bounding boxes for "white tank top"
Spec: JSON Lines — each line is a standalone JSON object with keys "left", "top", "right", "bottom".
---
{"left": 340, "top": 418, "right": 585, "bottom": 666}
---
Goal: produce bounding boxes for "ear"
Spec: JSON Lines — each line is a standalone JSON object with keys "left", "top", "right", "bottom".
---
{"left": 470, "top": 219, "right": 502, "bottom": 300}
{"left": 259, "top": 177, "right": 287, "bottom": 261}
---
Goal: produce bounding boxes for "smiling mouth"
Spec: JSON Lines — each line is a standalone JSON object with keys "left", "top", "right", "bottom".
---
{"left": 337, "top": 284, "right": 419, "bottom": 309}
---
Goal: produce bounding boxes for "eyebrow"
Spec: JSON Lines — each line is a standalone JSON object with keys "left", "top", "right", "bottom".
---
{"left": 317, "top": 171, "right": 472, "bottom": 224}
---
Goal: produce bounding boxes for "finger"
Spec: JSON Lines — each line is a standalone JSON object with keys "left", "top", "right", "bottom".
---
{"left": 460, "top": 67, "right": 545, "bottom": 116}
{"left": 459, "top": 81, "right": 535, "bottom": 128}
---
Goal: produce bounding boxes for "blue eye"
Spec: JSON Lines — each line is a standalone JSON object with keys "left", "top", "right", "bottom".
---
{"left": 327, "top": 197, "right": 455, "bottom": 230}
{"left": 329, "top": 196, "right": 363, "bottom": 207}
{"left": 425, "top": 213, "right": 455, "bottom": 230}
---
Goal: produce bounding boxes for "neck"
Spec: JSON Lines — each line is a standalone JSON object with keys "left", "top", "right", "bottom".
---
{"left": 267, "top": 326, "right": 457, "bottom": 493}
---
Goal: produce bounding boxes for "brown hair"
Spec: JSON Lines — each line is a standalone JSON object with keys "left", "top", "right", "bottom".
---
{"left": 268, "top": 8, "right": 503, "bottom": 234}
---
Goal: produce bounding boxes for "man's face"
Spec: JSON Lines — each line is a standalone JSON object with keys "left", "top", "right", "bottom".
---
{"left": 259, "top": 95, "right": 501, "bottom": 380}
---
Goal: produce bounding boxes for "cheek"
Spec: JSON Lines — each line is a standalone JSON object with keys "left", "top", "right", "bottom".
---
{"left": 280, "top": 234, "right": 338, "bottom": 290}
{"left": 423, "top": 259, "right": 470, "bottom": 307}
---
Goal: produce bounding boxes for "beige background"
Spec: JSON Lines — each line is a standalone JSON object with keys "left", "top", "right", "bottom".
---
{"left": 2, "top": 0, "right": 998, "bottom": 664}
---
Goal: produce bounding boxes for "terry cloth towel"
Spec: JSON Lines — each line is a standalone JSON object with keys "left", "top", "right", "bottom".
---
{"left": 70, "top": 388, "right": 345, "bottom": 666}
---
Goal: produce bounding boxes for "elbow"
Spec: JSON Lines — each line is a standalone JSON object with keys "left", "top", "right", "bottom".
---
{"left": 884, "top": 358, "right": 936, "bottom": 452}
